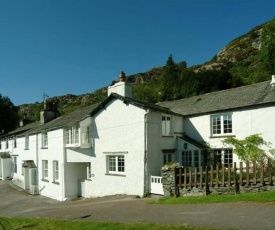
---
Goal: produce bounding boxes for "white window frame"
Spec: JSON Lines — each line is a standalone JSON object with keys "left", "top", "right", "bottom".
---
{"left": 182, "top": 150, "right": 202, "bottom": 168}
{"left": 214, "top": 149, "right": 233, "bottom": 167}
{"left": 87, "top": 163, "right": 92, "bottom": 179}
{"left": 13, "top": 136, "right": 17, "bottom": 148}
{"left": 42, "top": 160, "right": 49, "bottom": 180}
{"left": 53, "top": 161, "right": 59, "bottom": 182}
{"left": 163, "top": 153, "right": 173, "bottom": 165}
{"left": 25, "top": 135, "right": 29, "bottom": 150}
{"left": 65, "top": 125, "right": 80, "bottom": 147}
{"left": 211, "top": 114, "right": 232, "bottom": 136}
{"left": 42, "top": 132, "right": 48, "bottom": 148}
{"left": 5, "top": 139, "right": 8, "bottom": 149}
{"left": 13, "top": 157, "right": 17, "bottom": 173}
{"left": 107, "top": 155, "right": 125, "bottom": 175}
{"left": 162, "top": 115, "right": 172, "bottom": 136}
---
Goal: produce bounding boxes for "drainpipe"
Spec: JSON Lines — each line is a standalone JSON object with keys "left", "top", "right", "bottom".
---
{"left": 143, "top": 110, "right": 149, "bottom": 195}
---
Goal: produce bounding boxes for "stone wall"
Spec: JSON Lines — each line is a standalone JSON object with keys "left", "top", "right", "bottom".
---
{"left": 161, "top": 163, "right": 275, "bottom": 197}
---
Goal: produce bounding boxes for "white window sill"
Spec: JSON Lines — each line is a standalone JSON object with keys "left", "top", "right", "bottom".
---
{"left": 210, "top": 134, "right": 235, "bottom": 138}
{"left": 65, "top": 144, "right": 80, "bottom": 148}
{"left": 105, "top": 173, "right": 126, "bottom": 177}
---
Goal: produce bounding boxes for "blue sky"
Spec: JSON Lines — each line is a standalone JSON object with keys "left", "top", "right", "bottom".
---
{"left": 0, "top": 0, "right": 274, "bottom": 105}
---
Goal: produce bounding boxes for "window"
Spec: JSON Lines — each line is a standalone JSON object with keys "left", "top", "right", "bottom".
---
{"left": 87, "top": 163, "right": 92, "bottom": 179}
{"left": 53, "top": 161, "right": 59, "bottom": 182}
{"left": 42, "top": 160, "right": 49, "bottom": 180}
{"left": 65, "top": 125, "right": 80, "bottom": 146}
{"left": 13, "top": 157, "right": 17, "bottom": 173}
{"left": 162, "top": 115, "right": 172, "bottom": 136}
{"left": 182, "top": 150, "right": 202, "bottom": 168}
{"left": 5, "top": 139, "right": 8, "bottom": 149}
{"left": 25, "top": 135, "right": 29, "bottom": 150}
{"left": 107, "top": 155, "right": 125, "bottom": 174}
{"left": 163, "top": 153, "right": 172, "bottom": 165}
{"left": 214, "top": 149, "right": 233, "bottom": 167}
{"left": 211, "top": 114, "right": 232, "bottom": 136}
{"left": 81, "top": 126, "right": 90, "bottom": 145}
{"left": 41, "top": 132, "right": 48, "bottom": 148}
{"left": 13, "top": 136, "right": 17, "bottom": 148}
{"left": 182, "top": 151, "right": 192, "bottom": 167}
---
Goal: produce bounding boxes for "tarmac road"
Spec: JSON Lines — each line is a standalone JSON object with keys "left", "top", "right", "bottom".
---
{"left": 0, "top": 180, "right": 275, "bottom": 230}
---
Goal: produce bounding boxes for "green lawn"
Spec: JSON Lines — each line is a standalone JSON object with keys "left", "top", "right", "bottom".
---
{"left": 0, "top": 217, "right": 216, "bottom": 230}
{"left": 150, "top": 190, "right": 275, "bottom": 205}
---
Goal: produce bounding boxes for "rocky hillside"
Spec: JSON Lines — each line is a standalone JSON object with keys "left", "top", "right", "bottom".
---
{"left": 19, "top": 18, "right": 275, "bottom": 121}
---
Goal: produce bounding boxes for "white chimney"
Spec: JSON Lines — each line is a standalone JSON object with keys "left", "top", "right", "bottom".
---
{"left": 107, "top": 71, "right": 132, "bottom": 97}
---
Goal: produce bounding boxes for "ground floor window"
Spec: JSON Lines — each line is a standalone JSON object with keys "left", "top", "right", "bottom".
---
{"left": 53, "top": 161, "right": 59, "bottom": 182}
{"left": 13, "top": 157, "right": 17, "bottom": 173}
{"left": 214, "top": 149, "right": 233, "bottom": 167}
{"left": 42, "top": 160, "right": 48, "bottom": 180}
{"left": 163, "top": 153, "right": 173, "bottom": 165}
{"left": 107, "top": 155, "right": 125, "bottom": 174}
{"left": 182, "top": 150, "right": 202, "bottom": 168}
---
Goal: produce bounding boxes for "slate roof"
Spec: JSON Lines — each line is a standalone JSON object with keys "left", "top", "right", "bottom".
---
{"left": 157, "top": 80, "right": 275, "bottom": 116}
{"left": 90, "top": 93, "right": 183, "bottom": 117}
{"left": 2, "top": 103, "right": 100, "bottom": 137}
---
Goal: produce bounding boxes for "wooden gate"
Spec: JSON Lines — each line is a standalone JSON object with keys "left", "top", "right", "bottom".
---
{"left": 150, "top": 176, "right": 164, "bottom": 195}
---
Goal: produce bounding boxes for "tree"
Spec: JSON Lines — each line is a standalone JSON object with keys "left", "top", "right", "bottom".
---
{"left": 223, "top": 134, "right": 270, "bottom": 163}
{"left": 0, "top": 94, "right": 19, "bottom": 133}
{"left": 161, "top": 54, "right": 179, "bottom": 101}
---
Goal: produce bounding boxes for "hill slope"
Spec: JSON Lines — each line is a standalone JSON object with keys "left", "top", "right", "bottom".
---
{"left": 19, "top": 18, "right": 275, "bottom": 121}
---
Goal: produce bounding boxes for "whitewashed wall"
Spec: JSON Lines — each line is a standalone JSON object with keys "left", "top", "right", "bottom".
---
{"left": 183, "top": 105, "right": 275, "bottom": 163}
{"left": 38, "top": 129, "right": 65, "bottom": 201}
{"left": 84, "top": 99, "right": 147, "bottom": 198}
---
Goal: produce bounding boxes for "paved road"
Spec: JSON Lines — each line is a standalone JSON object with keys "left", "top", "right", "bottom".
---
{"left": 0, "top": 180, "right": 275, "bottom": 230}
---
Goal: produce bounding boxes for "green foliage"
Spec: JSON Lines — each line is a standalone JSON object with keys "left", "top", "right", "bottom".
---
{"left": 0, "top": 94, "right": 18, "bottom": 132}
{"left": 223, "top": 134, "right": 270, "bottom": 163}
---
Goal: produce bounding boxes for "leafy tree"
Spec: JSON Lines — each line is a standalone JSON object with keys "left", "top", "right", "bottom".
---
{"left": 223, "top": 134, "right": 270, "bottom": 163}
{"left": 0, "top": 94, "right": 19, "bottom": 133}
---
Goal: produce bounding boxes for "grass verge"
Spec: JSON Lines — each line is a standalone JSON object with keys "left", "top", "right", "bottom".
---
{"left": 150, "top": 190, "right": 275, "bottom": 205}
{"left": 0, "top": 216, "right": 216, "bottom": 230}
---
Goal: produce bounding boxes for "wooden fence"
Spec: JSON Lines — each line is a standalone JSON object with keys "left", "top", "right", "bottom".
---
{"left": 175, "top": 159, "right": 274, "bottom": 195}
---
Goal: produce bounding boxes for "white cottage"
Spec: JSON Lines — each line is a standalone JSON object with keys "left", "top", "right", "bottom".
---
{"left": 1, "top": 73, "right": 275, "bottom": 200}
{"left": 158, "top": 76, "right": 275, "bottom": 166}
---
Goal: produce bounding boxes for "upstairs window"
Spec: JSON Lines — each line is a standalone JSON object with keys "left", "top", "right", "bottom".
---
{"left": 211, "top": 114, "right": 232, "bottom": 136}
{"left": 5, "top": 139, "right": 8, "bottom": 149}
{"left": 25, "top": 135, "right": 29, "bottom": 150}
{"left": 42, "top": 132, "right": 48, "bottom": 148}
{"left": 65, "top": 125, "right": 80, "bottom": 146}
{"left": 13, "top": 136, "right": 17, "bottom": 148}
{"left": 162, "top": 115, "right": 172, "bottom": 136}
{"left": 81, "top": 126, "right": 90, "bottom": 145}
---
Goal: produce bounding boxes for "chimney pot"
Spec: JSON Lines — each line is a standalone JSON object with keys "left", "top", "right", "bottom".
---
{"left": 119, "top": 71, "right": 126, "bottom": 82}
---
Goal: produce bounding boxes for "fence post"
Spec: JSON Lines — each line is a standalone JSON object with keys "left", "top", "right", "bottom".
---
{"left": 205, "top": 166, "right": 210, "bottom": 195}
{"left": 216, "top": 164, "right": 219, "bottom": 187}
{"left": 234, "top": 162, "right": 239, "bottom": 193}
{"left": 268, "top": 158, "right": 272, "bottom": 185}
{"left": 240, "top": 162, "right": 243, "bottom": 186}
{"left": 246, "top": 161, "right": 249, "bottom": 186}
{"left": 253, "top": 160, "right": 257, "bottom": 185}
{"left": 260, "top": 161, "right": 264, "bottom": 185}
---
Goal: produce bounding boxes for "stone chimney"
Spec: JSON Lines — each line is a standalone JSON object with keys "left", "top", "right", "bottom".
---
{"left": 40, "top": 100, "right": 59, "bottom": 124}
{"left": 107, "top": 71, "right": 132, "bottom": 97}
{"left": 271, "top": 75, "right": 275, "bottom": 87}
